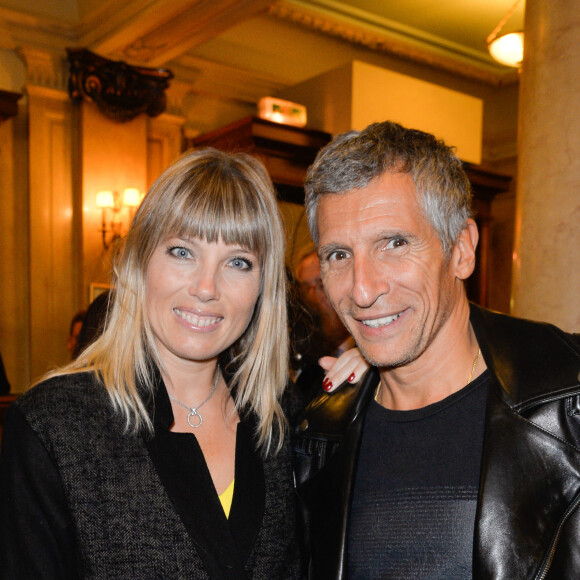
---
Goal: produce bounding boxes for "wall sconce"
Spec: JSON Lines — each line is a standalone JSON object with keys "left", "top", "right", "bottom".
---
{"left": 96, "top": 188, "right": 142, "bottom": 250}
{"left": 487, "top": 0, "right": 524, "bottom": 68}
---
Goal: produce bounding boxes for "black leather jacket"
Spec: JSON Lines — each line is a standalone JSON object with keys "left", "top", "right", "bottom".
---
{"left": 293, "top": 304, "right": 580, "bottom": 579}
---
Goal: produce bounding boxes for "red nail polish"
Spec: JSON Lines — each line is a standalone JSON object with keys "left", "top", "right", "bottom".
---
{"left": 348, "top": 373, "right": 356, "bottom": 383}
{"left": 322, "top": 377, "right": 329, "bottom": 387}
{"left": 324, "top": 381, "right": 333, "bottom": 391}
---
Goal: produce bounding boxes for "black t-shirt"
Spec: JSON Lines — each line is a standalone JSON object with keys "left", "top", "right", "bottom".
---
{"left": 348, "top": 371, "right": 489, "bottom": 579}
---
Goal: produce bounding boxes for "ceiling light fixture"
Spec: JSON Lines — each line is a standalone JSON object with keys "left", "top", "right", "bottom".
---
{"left": 487, "top": 0, "right": 524, "bottom": 68}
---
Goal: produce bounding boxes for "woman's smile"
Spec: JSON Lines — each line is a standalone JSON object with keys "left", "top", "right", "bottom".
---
{"left": 173, "top": 307, "right": 224, "bottom": 330}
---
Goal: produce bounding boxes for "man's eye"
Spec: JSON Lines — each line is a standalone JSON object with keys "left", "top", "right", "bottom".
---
{"left": 386, "top": 238, "right": 407, "bottom": 249}
{"left": 328, "top": 250, "right": 350, "bottom": 262}
{"left": 168, "top": 246, "right": 191, "bottom": 259}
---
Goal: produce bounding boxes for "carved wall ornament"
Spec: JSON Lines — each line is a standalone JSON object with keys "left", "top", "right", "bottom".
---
{"left": 66, "top": 48, "right": 174, "bottom": 122}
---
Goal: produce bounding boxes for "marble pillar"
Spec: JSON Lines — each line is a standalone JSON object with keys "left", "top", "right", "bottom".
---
{"left": 512, "top": 0, "right": 580, "bottom": 332}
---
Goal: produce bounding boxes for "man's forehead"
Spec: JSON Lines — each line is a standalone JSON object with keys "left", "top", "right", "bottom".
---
{"left": 318, "top": 174, "right": 418, "bottom": 223}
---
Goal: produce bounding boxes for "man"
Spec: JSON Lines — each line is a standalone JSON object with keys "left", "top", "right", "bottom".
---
{"left": 293, "top": 120, "right": 580, "bottom": 579}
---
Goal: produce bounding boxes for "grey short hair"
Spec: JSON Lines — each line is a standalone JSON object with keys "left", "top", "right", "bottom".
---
{"left": 304, "top": 120, "right": 473, "bottom": 256}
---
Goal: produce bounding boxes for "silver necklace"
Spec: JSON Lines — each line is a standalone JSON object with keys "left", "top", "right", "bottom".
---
{"left": 168, "top": 365, "right": 220, "bottom": 428}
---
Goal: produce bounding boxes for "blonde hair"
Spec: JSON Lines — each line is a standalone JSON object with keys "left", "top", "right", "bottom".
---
{"left": 54, "top": 148, "right": 289, "bottom": 454}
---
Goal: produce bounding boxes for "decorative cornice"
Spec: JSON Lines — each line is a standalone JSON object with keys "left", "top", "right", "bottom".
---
{"left": 269, "top": 1, "right": 519, "bottom": 88}
{"left": 17, "top": 46, "right": 69, "bottom": 91}
{"left": 66, "top": 48, "right": 173, "bottom": 122}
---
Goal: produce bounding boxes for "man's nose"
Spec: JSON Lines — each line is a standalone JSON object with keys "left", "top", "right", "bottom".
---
{"left": 351, "top": 254, "right": 389, "bottom": 308}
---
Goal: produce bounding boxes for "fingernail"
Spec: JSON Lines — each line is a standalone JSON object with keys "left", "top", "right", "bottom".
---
{"left": 323, "top": 380, "right": 333, "bottom": 392}
{"left": 348, "top": 373, "right": 356, "bottom": 383}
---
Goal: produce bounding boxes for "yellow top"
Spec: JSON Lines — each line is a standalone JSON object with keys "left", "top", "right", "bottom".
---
{"left": 218, "top": 478, "right": 235, "bottom": 518}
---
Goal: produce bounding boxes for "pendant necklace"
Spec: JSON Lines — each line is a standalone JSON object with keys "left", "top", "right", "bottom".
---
{"left": 168, "top": 365, "right": 220, "bottom": 428}
{"left": 467, "top": 348, "right": 481, "bottom": 384}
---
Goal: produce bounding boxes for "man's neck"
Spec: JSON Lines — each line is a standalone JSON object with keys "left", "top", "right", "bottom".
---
{"left": 376, "top": 302, "right": 485, "bottom": 411}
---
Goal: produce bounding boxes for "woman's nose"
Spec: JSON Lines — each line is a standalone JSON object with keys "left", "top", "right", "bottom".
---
{"left": 188, "top": 265, "right": 219, "bottom": 301}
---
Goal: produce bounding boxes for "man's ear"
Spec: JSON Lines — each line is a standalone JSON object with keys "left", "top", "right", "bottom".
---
{"left": 452, "top": 219, "right": 479, "bottom": 280}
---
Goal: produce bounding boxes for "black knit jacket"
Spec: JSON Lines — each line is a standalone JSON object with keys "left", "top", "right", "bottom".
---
{"left": 0, "top": 371, "right": 301, "bottom": 579}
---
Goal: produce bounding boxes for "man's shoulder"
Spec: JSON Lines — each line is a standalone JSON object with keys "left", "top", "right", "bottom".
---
{"left": 470, "top": 304, "right": 580, "bottom": 405}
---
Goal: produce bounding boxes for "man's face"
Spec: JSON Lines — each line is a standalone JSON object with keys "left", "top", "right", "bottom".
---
{"left": 317, "top": 171, "right": 468, "bottom": 369}
{"left": 67, "top": 320, "right": 83, "bottom": 357}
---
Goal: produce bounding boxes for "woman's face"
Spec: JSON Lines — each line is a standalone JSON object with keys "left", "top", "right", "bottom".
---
{"left": 145, "top": 235, "right": 261, "bottom": 369}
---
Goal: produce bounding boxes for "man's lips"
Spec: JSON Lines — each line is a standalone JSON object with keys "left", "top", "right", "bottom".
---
{"left": 359, "top": 311, "right": 403, "bottom": 328}
{"left": 173, "top": 308, "right": 223, "bottom": 328}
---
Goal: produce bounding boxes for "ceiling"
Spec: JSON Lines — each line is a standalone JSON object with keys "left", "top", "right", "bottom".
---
{"left": 0, "top": 0, "right": 524, "bottom": 132}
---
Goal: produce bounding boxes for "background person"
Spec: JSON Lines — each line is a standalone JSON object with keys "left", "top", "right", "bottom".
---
{"left": 73, "top": 289, "right": 113, "bottom": 359}
{"left": 66, "top": 309, "right": 86, "bottom": 359}
{"left": 294, "top": 120, "right": 580, "bottom": 579}
{"left": 291, "top": 248, "right": 354, "bottom": 397}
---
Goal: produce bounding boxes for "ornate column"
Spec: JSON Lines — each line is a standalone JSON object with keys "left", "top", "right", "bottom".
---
{"left": 512, "top": 0, "right": 580, "bottom": 332}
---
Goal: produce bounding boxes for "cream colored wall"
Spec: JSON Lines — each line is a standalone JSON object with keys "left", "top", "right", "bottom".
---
{"left": 0, "top": 109, "right": 30, "bottom": 393}
{"left": 283, "top": 61, "right": 483, "bottom": 164}
{"left": 351, "top": 62, "right": 483, "bottom": 164}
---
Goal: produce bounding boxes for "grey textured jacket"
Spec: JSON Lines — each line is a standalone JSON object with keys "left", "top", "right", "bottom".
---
{"left": 294, "top": 304, "right": 580, "bottom": 579}
{"left": 0, "top": 371, "right": 301, "bottom": 579}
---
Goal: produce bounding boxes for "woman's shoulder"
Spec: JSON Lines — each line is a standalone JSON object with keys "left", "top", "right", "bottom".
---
{"left": 12, "top": 371, "right": 125, "bottom": 453}
{"left": 16, "top": 371, "right": 109, "bottom": 419}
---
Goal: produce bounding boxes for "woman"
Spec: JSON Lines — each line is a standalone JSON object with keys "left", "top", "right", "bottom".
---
{"left": 0, "top": 148, "right": 365, "bottom": 578}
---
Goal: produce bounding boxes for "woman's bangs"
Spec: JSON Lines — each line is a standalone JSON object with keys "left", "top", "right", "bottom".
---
{"left": 172, "top": 179, "right": 268, "bottom": 257}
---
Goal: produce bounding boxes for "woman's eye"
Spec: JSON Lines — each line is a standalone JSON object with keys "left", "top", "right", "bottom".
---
{"left": 230, "top": 257, "right": 252, "bottom": 270}
{"left": 168, "top": 246, "right": 192, "bottom": 259}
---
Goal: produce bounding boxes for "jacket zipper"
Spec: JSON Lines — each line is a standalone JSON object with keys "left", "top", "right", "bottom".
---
{"left": 535, "top": 491, "right": 580, "bottom": 579}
